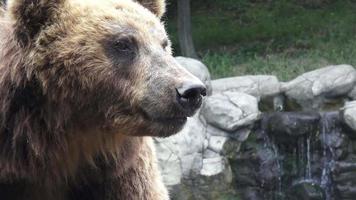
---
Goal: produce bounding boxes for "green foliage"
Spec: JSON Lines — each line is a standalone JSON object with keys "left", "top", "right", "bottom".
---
{"left": 219, "top": 193, "right": 241, "bottom": 200}
{"left": 166, "top": 0, "right": 356, "bottom": 80}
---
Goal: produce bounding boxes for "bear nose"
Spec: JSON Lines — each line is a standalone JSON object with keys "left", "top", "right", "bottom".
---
{"left": 176, "top": 81, "right": 207, "bottom": 113}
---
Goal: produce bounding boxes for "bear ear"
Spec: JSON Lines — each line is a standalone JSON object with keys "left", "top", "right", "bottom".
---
{"left": 134, "top": 0, "right": 166, "bottom": 18}
{"left": 7, "top": 0, "right": 66, "bottom": 46}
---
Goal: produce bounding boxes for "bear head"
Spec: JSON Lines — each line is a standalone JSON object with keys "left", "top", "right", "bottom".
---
{"left": 3, "top": 0, "right": 206, "bottom": 138}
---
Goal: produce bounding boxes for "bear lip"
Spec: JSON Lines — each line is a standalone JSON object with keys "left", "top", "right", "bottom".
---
{"left": 153, "top": 116, "right": 187, "bottom": 124}
{"left": 138, "top": 107, "right": 188, "bottom": 125}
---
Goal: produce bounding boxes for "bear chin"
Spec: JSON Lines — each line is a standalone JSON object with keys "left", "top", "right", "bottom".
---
{"left": 140, "top": 115, "right": 188, "bottom": 137}
{"left": 110, "top": 114, "right": 188, "bottom": 137}
{"left": 149, "top": 117, "right": 188, "bottom": 137}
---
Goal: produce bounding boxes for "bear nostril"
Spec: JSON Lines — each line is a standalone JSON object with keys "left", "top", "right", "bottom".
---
{"left": 176, "top": 81, "right": 207, "bottom": 112}
{"left": 179, "top": 86, "right": 206, "bottom": 99}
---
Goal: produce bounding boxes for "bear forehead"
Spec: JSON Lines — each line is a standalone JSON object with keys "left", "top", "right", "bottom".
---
{"left": 68, "top": 0, "right": 161, "bottom": 26}
{"left": 63, "top": 0, "right": 167, "bottom": 41}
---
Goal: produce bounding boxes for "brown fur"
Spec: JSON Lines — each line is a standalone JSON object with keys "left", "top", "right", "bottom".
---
{"left": 0, "top": 0, "right": 204, "bottom": 199}
{"left": 134, "top": 0, "right": 166, "bottom": 18}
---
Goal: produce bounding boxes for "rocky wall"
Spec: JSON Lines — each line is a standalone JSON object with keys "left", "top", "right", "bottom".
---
{"left": 155, "top": 57, "right": 356, "bottom": 200}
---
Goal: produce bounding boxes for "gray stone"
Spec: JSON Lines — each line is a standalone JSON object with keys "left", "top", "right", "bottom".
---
{"left": 266, "top": 112, "right": 320, "bottom": 138}
{"left": 202, "top": 92, "right": 260, "bottom": 131}
{"left": 203, "top": 149, "right": 221, "bottom": 159}
{"left": 288, "top": 181, "right": 324, "bottom": 200}
{"left": 181, "top": 153, "right": 203, "bottom": 177}
{"left": 200, "top": 157, "right": 225, "bottom": 176}
{"left": 212, "top": 75, "right": 280, "bottom": 98}
{"left": 155, "top": 113, "right": 207, "bottom": 185}
{"left": 334, "top": 161, "right": 356, "bottom": 174}
{"left": 206, "top": 124, "right": 251, "bottom": 142}
{"left": 347, "top": 86, "right": 356, "bottom": 100}
{"left": 336, "top": 184, "right": 356, "bottom": 200}
{"left": 222, "top": 139, "right": 242, "bottom": 158}
{"left": 281, "top": 65, "right": 356, "bottom": 108}
{"left": 206, "top": 125, "right": 229, "bottom": 137}
{"left": 334, "top": 164, "right": 356, "bottom": 199}
{"left": 155, "top": 65, "right": 356, "bottom": 200}
{"left": 155, "top": 138, "right": 182, "bottom": 186}
{"left": 233, "top": 128, "right": 252, "bottom": 142}
{"left": 175, "top": 56, "right": 213, "bottom": 96}
{"left": 342, "top": 101, "right": 356, "bottom": 131}
{"left": 208, "top": 136, "right": 227, "bottom": 153}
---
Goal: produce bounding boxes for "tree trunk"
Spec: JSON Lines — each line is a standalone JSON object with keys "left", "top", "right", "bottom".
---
{"left": 177, "top": 0, "right": 198, "bottom": 58}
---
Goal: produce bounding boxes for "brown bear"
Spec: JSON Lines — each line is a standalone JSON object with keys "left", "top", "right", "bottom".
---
{"left": 0, "top": 0, "right": 206, "bottom": 199}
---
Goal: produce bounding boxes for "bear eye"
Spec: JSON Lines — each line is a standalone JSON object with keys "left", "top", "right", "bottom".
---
{"left": 103, "top": 36, "right": 138, "bottom": 65}
{"left": 114, "top": 38, "right": 135, "bottom": 54}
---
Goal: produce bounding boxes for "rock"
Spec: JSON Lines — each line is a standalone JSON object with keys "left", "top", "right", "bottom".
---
{"left": 334, "top": 161, "right": 356, "bottom": 174}
{"left": 347, "top": 86, "right": 356, "bottom": 100}
{"left": 333, "top": 167, "right": 356, "bottom": 199}
{"left": 333, "top": 171, "right": 356, "bottom": 184}
{"left": 155, "top": 138, "right": 182, "bottom": 186}
{"left": 321, "top": 128, "right": 346, "bottom": 149}
{"left": 206, "top": 124, "right": 252, "bottom": 142}
{"left": 155, "top": 114, "right": 207, "bottom": 185}
{"left": 206, "top": 125, "right": 229, "bottom": 137}
{"left": 203, "top": 149, "right": 220, "bottom": 159}
{"left": 233, "top": 128, "right": 252, "bottom": 142}
{"left": 208, "top": 136, "right": 227, "bottom": 153}
{"left": 202, "top": 92, "right": 260, "bottom": 131}
{"left": 206, "top": 124, "right": 230, "bottom": 137}
{"left": 175, "top": 56, "right": 213, "bottom": 96}
{"left": 256, "top": 147, "right": 281, "bottom": 187}
{"left": 288, "top": 181, "right": 324, "bottom": 200}
{"left": 336, "top": 184, "right": 356, "bottom": 200}
{"left": 155, "top": 65, "right": 356, "bottom": 200}
{"left": 242, "top": 187, "right": 264, "bottom": 200}
{"left": 200, "top": 157, "right": 225, "bottom": 176}
{"left": 281, "top": 65, "right": 356, "bottom": 109}
{"left": 229, "top": 136, "right": 280, "bottom": 190}
{"left": 265, "top": 112, "right": 321, "bottom": 138}
{"left": 212, "top": 75, "right": 280, "bottom": 98}
{"left": 222, "top": 139, "right": 242, "bottom": 159}
{"left": 342, "top": 101, "right": 356, "bottom": 131}
{"left": 178, "top": 164, "right": 234, "bottom": 200}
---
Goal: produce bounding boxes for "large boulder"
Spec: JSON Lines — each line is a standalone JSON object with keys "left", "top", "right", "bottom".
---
{"left": 347, "top": 86, "right": 356, "bottom": 100}
{"left": 288, "top": 181, "right": 324, "bottom": 200}
{"left": 154, "top": 138, "right": 182, "bottom": 186}
{"left": 155, "top": 110, "right": 239, "bottom": 200}
{"left": 155, "top": 113, "right": 207, "bottom": 187}
{"left": 212, "top": 75, "right": 280, "bottom": 98}
{"left": 201, "top": 92, "right": 260, "bottom": 131}
{"left": 342, "top": 101, "right": 356, "bottom": 131}
{"left": 266, "top": 112, "right": 320, "bottom": 139}
{"left": 175, "top": 56, "right": 213, "bottom": 96}
{"left": 281, "top": 65, "right": 356, "bottom": 109}
{"left": 333, "top": 161, "right": 356, "bottom": 200}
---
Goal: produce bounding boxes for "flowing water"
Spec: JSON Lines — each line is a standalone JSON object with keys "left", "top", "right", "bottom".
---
{"left": 259, "top": 112, "right": 340, "bottom": 200}
{"left": 320, "top": 112, "right": 338, "bottom": 200}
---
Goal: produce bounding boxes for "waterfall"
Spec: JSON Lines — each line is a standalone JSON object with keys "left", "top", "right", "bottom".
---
{"left": 320, "top": 112, "right": 338, "bottom": 200}
{"left": 258, "top": 112, "right": 341, "bottom": 200}
{"left": 306, "top": 135, "right": 312, "bottom": 180}
{"left": 260, "top": 114, "right": 284, "bottom": 199}
{"left": 271, "top": 142, "right": 283, "bottom": 196}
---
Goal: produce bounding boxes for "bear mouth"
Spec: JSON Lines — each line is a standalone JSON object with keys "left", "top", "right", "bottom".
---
{"left": 149, "top": 116, "right": 188, "bottom": 137}
{"left": 153, "top": 116, "right": 187, "bottom": 124}
{"left": 143, "top": 112, "right": 188, "bottom": 125}
{"left": 138, "top": 108, "right": 188, "bottom": 128}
